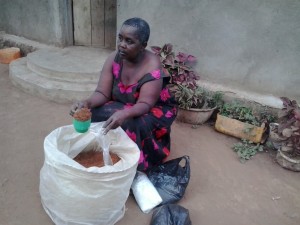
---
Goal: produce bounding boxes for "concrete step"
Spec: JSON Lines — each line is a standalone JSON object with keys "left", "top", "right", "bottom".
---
{"left": 9, "top": 46, "right": 113, "bottom": 103}
{"left": 10, "top": 57, "right": 96, "bottom": 103}
{"left": 26, "top": 46, "right": 111, "bottom": 83}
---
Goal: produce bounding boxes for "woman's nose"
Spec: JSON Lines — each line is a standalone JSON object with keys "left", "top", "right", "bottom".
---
{"left": 119, "top": 40, "right": 126, "bottom": 49}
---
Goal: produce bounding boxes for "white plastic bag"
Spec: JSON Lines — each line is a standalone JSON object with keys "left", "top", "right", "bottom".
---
{"left": 95, "top": 129, "right": 113, "bottom": 165}
{"left": 131, "top": 171, "right": 163, "bottom": 213}
{"left": 39, "top": 122, "right": 140, "bottom": 225}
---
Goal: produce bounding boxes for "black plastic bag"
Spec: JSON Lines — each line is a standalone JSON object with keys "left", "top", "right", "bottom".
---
{"left": 150, "top": 204, "right": 192, "bottom": 225}
{"left": 147, "top": 155, "right": 190, "bottom": 205}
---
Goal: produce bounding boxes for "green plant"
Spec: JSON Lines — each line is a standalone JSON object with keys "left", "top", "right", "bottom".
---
{"left": 259, "top": 107, "right": 277, "bottom": 125}
{"left": 219, "top": 102, "right": 278, "bottom": 162}
{"left": 219, "top": 101, "right": 261, "bottom": 126}
{"left": 151, "top": 43, "right": 224, "bottom": 110}
{"left": 151, "top": 43, "right": 199, "bottom": 89}
{"left": 173, "top": 84, "right": 223, "bottom": 109}
{"left": 174, "top": 84, "right": 206, "bottom": 109}
{"left": 232, "top": 139, "right": 264, "bottom": 163}
{"left": 210, "top": 91, "right": 224, "bottom": 110}
{"left": 220, "top": 102, "right": 276, "bottom": 127}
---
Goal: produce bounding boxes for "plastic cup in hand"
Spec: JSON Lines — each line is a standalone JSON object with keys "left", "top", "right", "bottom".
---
{"left": 73, "top": 119, "right": 91, "bottom": 133}
{"left": 72, "top": 107, "right": 92, "bottom": 133}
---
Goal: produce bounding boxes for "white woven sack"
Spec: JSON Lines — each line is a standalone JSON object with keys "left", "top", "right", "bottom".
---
{"left": 39, "top": 122, "right": 140, "bottom": 225}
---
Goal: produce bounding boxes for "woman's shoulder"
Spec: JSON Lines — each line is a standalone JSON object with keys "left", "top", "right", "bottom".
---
{"left": 110, "top": 50, "right": 119, "bottom": 61}
{"left": 104, "top": 50, "right": 119, "bottom": 64}
{"left": 137, "top": 50, "right": 164, "bottom": 83}
{"left": 101, "top": 51, "right": 120, "bottom": 72}
{"left": 144, "top": 50, "right": 161, "bottom": 70}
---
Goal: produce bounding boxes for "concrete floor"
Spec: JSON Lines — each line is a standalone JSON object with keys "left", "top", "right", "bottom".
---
{"left": 0, "top": 62, "right": 300, "bottom": 225}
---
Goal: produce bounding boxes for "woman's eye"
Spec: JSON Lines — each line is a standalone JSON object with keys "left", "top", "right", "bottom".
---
{"left": 118, "top": 36, "right": 123, "bottom": 41}
{"left": 126, "top": 39, "right": 133, "bottom": 44}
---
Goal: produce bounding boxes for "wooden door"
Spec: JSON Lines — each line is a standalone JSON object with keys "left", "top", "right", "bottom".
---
{"left": 73, "top": 0, "right": 116, "bottom": 49}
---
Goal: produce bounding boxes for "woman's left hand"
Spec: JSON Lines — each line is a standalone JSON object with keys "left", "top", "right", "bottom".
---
{"left": 102, "top": 110, "right": 128, "bottom": 134}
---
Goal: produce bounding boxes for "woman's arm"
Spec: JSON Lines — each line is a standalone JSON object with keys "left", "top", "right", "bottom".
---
{"left": 130, "top": 78, "right": 163, "bottom": 116}
{"left": 71, "top": 51, "right": 116, "bottom": 113}
{"left": 125, "top": 51, "right": 163, "bottom": 116}
{"left": 85, "top": 51, "right": 116, "bottom": 108}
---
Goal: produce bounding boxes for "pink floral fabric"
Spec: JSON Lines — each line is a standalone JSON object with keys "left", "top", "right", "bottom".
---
{"left": 117, "top": 82, "right": 138, "bottom": 93}
{"left": 91, "top": 53, "right": 178, "bottom": 171}
{"left": 112, "top": 62, "right": 120, "bottom": 78}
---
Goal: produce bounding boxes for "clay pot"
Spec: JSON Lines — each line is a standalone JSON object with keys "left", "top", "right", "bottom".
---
{"left": 176, "top": 106, "right": 216, "bottom": 125}
{"left": 276, "top": 150, "right": 300, "bottom": 172}
{"left": 0, "top": 47, "right": 21, "bottom": 64}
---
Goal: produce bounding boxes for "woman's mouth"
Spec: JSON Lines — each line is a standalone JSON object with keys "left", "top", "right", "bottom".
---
{"left": 119, "top": 51, "right": 126, "bottom": 57}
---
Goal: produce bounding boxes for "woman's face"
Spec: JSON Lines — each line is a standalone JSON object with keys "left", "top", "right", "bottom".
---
{"left": 117, "top": 25, "right": 144, "bottom": 61}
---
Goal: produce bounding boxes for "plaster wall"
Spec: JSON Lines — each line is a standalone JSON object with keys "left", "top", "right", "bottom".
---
{"left": 117, "top": 0, "right": 300, "bottom": 101}
{"left": 0, "top": 0, "right": 73, "bottom": 46}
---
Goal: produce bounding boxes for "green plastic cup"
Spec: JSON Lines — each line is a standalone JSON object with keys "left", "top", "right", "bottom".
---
{"left": 73, "top": 118, "right": 91, "bottom": 133}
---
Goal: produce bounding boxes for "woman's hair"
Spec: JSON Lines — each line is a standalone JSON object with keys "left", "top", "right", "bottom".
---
{"left": 122, "top": 17, "right": 150, "bottom": 45}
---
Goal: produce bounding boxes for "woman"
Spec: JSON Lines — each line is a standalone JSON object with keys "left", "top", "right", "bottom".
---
{"left": 71, "top": 18, "right": 177, "bottom": 171}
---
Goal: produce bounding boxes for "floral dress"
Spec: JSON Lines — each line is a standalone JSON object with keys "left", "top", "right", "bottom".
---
{"left": 91, "top": 53, "right": 178, "bottom": 171}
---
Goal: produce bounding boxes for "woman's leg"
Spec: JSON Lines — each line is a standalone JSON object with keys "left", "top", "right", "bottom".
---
{"left": 91, "top": 102, "right": 176, "bottom": 171}
{"left": 121, "top": 113, "right": 175, "bottom": 171}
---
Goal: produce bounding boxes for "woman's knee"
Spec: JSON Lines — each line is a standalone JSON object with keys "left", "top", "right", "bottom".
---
{"left": 91, "top": 107, "right": 108, "bottom": 122}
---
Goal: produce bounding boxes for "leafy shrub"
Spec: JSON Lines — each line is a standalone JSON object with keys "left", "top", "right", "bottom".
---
{"left": 233, "top": 139, "right": 264, "bottom": 163}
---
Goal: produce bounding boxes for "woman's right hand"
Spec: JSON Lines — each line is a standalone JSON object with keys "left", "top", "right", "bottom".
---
{"left": 70, "top": 101, "right": 88, "bottom": 116}
{"left": 102, "top": 110, "right": 129, "bottom": 134}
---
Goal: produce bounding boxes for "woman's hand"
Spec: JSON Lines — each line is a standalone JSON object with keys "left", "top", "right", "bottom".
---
{"left": 102, "top": 110, "right": 128, "bottom": 134}
{"left": 70, "top": 101, "right": 88, "bottom": 116}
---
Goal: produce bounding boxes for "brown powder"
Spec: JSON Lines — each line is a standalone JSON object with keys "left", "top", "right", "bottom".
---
{"left": 73, "top": 108, "right": 92, "bottom": 121}
{"left": 73, "top": 150, "right": 120, "bottom": 168}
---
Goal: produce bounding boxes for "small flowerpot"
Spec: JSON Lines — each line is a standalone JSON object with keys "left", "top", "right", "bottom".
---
{"left": 276, "top": 150, "right": 300, "bottom": 172}
{"left": 215, "top": 114, "right": 265, "bottom": 143}
{"left": 176, "top": 106, "right": 216, "bottom": 125}
{"left": 73, "top": 119, "right": 91, "bottom": 133}
{"left": 0, "top": 47, "right": 21, "bottom": 64}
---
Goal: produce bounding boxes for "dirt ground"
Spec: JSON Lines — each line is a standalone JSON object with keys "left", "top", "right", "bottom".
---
{"left": 0, "top": 63, "right": 299, "bottom": 225}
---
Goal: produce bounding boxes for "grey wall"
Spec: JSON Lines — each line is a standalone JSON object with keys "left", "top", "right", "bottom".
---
{"left": 117, "top": 0, "right": 300, "bottom": 101}
{"left": 1, "top": 0, "right": 299, "bottom": 100}
{"left": 0, "top": 0, "right": 73, "bottom": 46}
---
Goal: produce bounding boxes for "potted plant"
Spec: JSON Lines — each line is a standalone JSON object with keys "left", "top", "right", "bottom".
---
{"left": 151, "top": 43, "right": 223, "bottom": 125}
{"left": 174, "top": 84, "right": 223, "bottom": 125}
{"left": 214, "top": 102, "right": 277, "bottom": 162}
{"left": 271, "top": 97, "right": 300, "bottom": 171}
{"left": 215, "top": 101, "right": 271, "bottom": 143}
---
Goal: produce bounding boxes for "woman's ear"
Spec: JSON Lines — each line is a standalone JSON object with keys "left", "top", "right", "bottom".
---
{"left": 142, "top": 42, "right": 147, "bottom": 48}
